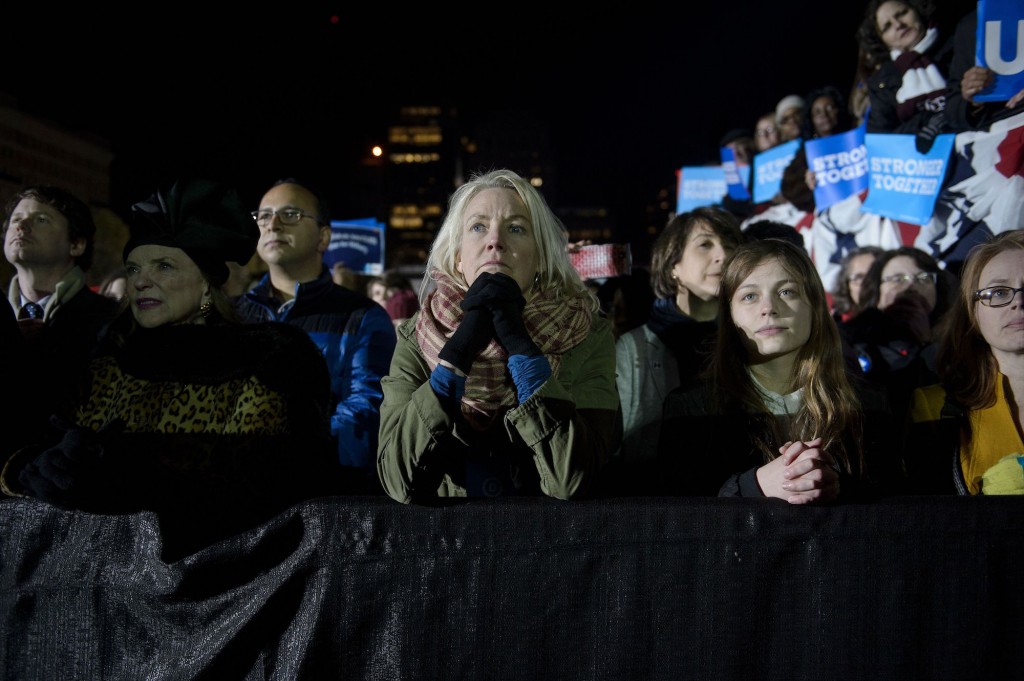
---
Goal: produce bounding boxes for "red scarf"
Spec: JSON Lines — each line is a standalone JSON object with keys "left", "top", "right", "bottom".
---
{"left": 416, "top": 272, "right": 592, "bottom": 427}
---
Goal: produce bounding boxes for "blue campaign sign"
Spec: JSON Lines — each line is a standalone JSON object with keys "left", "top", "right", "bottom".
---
{"left": 805, "top": 124, "right": 870, "bottom": 212}
{"left": 862, "top": 132, "right": 956, "bottom": 224}
{"left": 752, "top": 139, "right": 800, "bottom": 204}
{"left": 676, "top": 166, "right": 727, "bottom": 213}
{"left": 976, "top": 0, "right": 1024, "bottom": 102}
{"left": 719, "top": 147, "right": 751, "bottom": 201}
{"left": 324, "top": 219, "right": 386, "bottom": 275}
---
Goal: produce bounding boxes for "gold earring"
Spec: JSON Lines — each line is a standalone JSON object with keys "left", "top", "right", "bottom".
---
{"left": 199, "top": 300, "right": 213, "bottom": 318}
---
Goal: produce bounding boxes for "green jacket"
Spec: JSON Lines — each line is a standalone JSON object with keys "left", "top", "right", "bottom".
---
{"left": 377, "top": 312, "right": 621, "bottom": 503}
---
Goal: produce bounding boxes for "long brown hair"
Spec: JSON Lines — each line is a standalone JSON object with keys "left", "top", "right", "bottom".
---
{"left": 709, "top": 239, "right": 862, "bottom": 474}
{"left": 937, "top": 230, "right": 1024, "bottom": 413}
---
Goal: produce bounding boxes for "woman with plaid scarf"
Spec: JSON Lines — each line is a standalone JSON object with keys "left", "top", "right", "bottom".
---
{"left": 377, "top": 170, "right": 621, "bottom": 502}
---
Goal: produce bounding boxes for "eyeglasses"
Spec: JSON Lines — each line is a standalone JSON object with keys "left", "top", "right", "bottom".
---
{"left": 974, "top": 286, "right": 1024, "bottom": 307}
{"left": 847, "top": 273, "right": 866, "bottom": 285}
{"left": 756, "top": 126, "right": 778, "bottom": 138}
{"left": 251, "top": 208, "right": 318, "bottom": 227}
{"left": 880, "top": 272, "right": 937, "bottom": 286}
{"left": 778, "top": 113, "right": 801, "bottom": 126}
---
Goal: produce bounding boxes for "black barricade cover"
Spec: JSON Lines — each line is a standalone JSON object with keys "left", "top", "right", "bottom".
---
{"left": 1, "top": 495, "right": 1021, "bottom": 680}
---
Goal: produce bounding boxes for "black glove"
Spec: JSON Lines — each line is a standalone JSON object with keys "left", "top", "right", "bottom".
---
{"left": 18, "top": 417, "right": 126, "bottom": 505}
{"left": 483, "top": 273, "right": 541, "bottom": 357}
{"left": 460, "top": 271, "right": 498, "bottom": 313}
{"left": 438, "top": 308, "right": 495, "bottom": 374}
{"left": 915, "top": 111, "right": 947, "bottom": 155}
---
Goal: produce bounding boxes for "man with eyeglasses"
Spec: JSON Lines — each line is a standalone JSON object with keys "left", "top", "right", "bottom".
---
{"left": 234, "top": 178, "right": 397, "bottom": 494}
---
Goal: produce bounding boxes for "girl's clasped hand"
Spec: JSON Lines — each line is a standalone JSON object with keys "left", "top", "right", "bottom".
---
{"left": 758, "top": 437, "right": 841, "bottom": 504}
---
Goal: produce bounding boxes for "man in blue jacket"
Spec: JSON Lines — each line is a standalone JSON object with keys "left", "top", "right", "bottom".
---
{"left": 235, "top": 178, "right": 397, "bottom": 493}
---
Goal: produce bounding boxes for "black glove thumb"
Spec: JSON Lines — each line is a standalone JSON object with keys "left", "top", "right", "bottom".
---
{"left": 438, "top": 308, "right": 495, "bottom": 374}
{"left": 915, "top": 111, "right": 947, "bottom": 155}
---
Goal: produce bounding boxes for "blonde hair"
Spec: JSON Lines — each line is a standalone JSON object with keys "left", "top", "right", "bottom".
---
{"left": 420, "top": 169, "right": 599, "bottom": 312}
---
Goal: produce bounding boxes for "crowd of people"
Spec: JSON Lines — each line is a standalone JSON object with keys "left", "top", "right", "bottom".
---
{"left": 1, "top": 1, "right": 1022, "bottom": 555}
{"left": 719, "top": 1, "right": 1022, "bottom": 297}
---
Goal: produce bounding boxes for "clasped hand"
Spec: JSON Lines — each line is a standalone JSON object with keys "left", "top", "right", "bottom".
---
{"left": 756, "top": 437, "right": 840, "bottom": 504}
{"left": 18, "top": 417, "right": 126, "bottom": 505}
{"left": 439, "top": 272, "right": 539, "bottom": 374}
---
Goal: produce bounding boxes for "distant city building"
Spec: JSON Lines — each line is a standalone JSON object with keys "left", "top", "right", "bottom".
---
{"left": 0, "top": 94, "right": 113, "bottom": 208}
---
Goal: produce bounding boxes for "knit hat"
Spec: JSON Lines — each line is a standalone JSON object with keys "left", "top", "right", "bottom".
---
{"left": 125, "top": 178, "right": 258, "bottom": 287}
{"left": 385, "top": 288, "right": 420, "bottom": 321}
{"left": 775, "top": 95, "right": 805, "bottom": 124}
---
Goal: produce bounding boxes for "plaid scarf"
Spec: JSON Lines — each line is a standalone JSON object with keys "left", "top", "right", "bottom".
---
{"left": 416, "top": 272, "right": 592, "bottom": 426}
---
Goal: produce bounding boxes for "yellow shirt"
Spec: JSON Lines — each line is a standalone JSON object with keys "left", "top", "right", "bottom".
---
{"left": 912, "top": 376, "right": 1024, "bottom": 494}
{"left": 963, "top": 376, "right": 1024, "bottom": 494}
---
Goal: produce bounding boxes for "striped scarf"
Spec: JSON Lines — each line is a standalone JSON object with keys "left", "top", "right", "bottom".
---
{"left": 416, "top": 272, "right": 592, "bottom": 427}
{"left": 891, "top": 26, "right": 947, "bottom": 123}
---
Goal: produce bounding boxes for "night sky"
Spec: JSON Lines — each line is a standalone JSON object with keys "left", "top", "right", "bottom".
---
{"left": 4, "top": 1, "right": 978, "bottom": 232}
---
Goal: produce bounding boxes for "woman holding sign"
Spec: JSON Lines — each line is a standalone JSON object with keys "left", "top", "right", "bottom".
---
{"left": 857, "top": 0, "right": 953, "bottom": 148}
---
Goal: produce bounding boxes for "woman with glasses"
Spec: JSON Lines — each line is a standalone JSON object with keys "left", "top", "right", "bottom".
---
{"left": 753, "top": 112, "right": 781, "bottom": 153}
{"left": 655, "top": 239, "right": 900, "bottom": 501}
{"left": 839, "top": 246, "right": 958, "bottom": 425}
{"left": 904, "top": 230, "right": 1024, "bottom": 494}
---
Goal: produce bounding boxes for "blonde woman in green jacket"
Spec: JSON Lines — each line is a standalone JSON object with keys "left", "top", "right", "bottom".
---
{"left": 377, "top": 170, "right": 620, "bottom": 503}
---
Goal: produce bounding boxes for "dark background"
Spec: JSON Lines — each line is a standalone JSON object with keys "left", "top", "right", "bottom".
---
{"left": 3, "top": 1, "right": 977, "bottom": 229}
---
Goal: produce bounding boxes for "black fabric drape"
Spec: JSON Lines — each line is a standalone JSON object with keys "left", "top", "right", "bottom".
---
{"left": 2, "top": 495, "right": 1021, "bottom": 680}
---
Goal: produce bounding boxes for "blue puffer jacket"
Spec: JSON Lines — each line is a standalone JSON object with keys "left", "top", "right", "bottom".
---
{"left": 235, "top": 267, "right": 397, "bottom": 469}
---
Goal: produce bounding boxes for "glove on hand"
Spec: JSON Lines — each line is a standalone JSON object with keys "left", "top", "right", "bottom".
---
{"left": 439, "top": 307, "right": 495, "bottom": 374}
{"left": 483, "top": 273, "right": 541, "bottom": 357}
{"left": 884, "top": 290, "right": 932, "bottom": 345}
{"left": 915, "top": 111, "right": 947, "bottom": 155}
{"left": 460, "top": 271, "right": 499, "bottom": 313}
{"left": 18, "top": 417, "right": 126, "bottom": 504}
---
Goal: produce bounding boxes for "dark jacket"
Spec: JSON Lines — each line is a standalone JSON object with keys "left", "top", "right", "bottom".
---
{"left": 235, "top": 267, "right": 397, "bottom": 479}
{"left": 903, "top": 384, "right": 973, "bottom": 495}
{"left": 655, "top": 374, "right": 902, "bottom": 500}
{"left": 7, "top": 276, "right": 121, "bottom": 458}
{"left": 944, "top": 10, "right": 1024, "bottom": 132}
{"left": 866, "top": 32, "right": 954, "bottom": 135}
{"left": 1, "top": 321, "right": 337, "bottom": 558}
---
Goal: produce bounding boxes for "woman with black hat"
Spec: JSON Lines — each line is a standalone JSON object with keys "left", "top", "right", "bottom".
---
{"left": 0, "top": 178, "right": 337, "bottom": 558}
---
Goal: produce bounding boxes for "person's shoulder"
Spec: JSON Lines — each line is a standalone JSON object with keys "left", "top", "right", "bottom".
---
{"left": 588, "top": 312, "right": 616, "bottom": 342}
{"left": 868, "top": 59, "right": 899, "bottom": 87}
{"left": 64, "top": 287, "right": 122, "bottom": 318}
{"left": 324, "top": 281, "right": 379, "bottom": 310}
{"left": 663, "top": 376, "right": 711, "bottom": 414}
{"left": 395, "top": 313, "right": 419, "bottom": 341}
{"left": 615, "top": 323, "right": 646, "bottom": 349}
{"left": 246, "top": 319, "right": 314, "bottom": 342}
